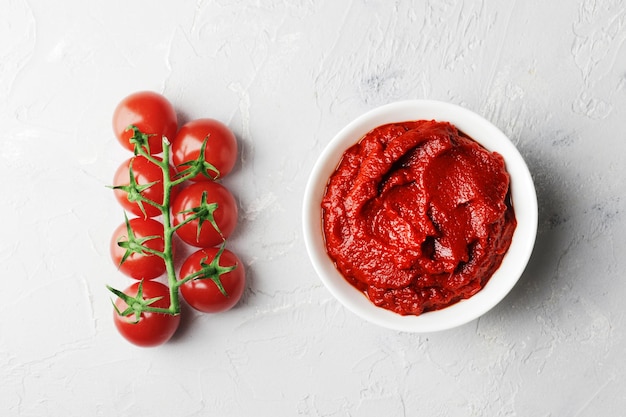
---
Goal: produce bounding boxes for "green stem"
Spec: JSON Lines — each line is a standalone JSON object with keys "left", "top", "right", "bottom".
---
{"left": 139, "top": 306, "right": 176, "bottom": 315}
{"left": 170, "top": 212, "right": 199, "bottom": 233}
{"left": 138, "top": 246, "right": 165, "bottom": 258}
{"left": 137, "top": 193, "right": 166, "bottom": 213}
{"left": 132, "top": 136, "right": 194, "bottom": 315}
{"left": 156, "top": 138, "right": 181, "bottom": 314}
{"left": 141, "top": 152, "right": 163, "bottom": 168}
{"left": 178, "top": 269, "right": 206, "bottom": 286}
{"left": 171, "top": 174, "right": 190, "bottom": 189}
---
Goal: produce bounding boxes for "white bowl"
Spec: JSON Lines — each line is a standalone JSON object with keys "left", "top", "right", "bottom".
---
{"left": 302, "top": 100, "right": 537, "bottom": 333}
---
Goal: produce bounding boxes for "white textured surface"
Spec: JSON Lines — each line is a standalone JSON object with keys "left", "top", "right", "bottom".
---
{"left": 1, "top": 0, "right": 625, "bottom": 415}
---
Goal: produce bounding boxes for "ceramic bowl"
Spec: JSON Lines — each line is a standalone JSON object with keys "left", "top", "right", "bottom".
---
{"left": 302, "top": 100, "right": 537, "bottom": 332}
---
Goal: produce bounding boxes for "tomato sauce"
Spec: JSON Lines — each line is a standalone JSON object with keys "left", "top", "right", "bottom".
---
{"left": 321, "top": 121, "right": 517, "bottom": 316}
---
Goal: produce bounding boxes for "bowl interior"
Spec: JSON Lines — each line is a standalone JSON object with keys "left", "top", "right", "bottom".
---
{"left": 303, "top": 100, "right": 538, "bottom": 332}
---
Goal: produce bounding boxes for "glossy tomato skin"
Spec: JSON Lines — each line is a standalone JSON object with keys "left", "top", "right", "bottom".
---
{"left": 110, "top": 217, "right": 167, "bottom": 280}
{"left": 180, "top": 247, "right": 245, "bottom": 313}
{"left": 172, "top": 181, "right": 238, "bottom": 248}
{"left": 112, "top": 91, "right": 178, "bottom": 154}
{"left": 172, "top": 118, "right": 238, "bottom": 180}
{"left": 113, "top": 156, "right": 179, "bottom": 218}
{"left": 113, "top": 281, "right": 180, "bottom": 347}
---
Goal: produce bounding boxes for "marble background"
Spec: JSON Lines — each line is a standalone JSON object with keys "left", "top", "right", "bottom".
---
{"left": 1, "top": 0, "right": 624, "bottom": 415}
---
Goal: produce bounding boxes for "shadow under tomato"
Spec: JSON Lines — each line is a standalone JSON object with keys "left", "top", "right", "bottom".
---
{"left": 166, "top": 299, "right": 196, "bottom": 344}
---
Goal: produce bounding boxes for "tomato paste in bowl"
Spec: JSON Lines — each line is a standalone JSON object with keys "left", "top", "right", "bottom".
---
{"left": 303, "top": 100, "right": 537, "bottom": 332}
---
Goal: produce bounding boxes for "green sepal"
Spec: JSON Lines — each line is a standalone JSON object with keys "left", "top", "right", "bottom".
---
{"left": 109, "top": 161, "right": 158, "bottom": 218}
{"left": 116, "top": 212, "right": 162, "bottom": 267}
{"left": 181, "top": 244, "right": 237, "bottom": 297}
{"left": 179, "top": 190, "right": 222, "bottom": 242}
{"left": 126, "top": 125, "right": 155, "bottom": 155}
{"left": 176, "top": 135, "right": 221, "bottom": 181}
{"left": 107, "top": 280, "right": 164, "bottom": 324}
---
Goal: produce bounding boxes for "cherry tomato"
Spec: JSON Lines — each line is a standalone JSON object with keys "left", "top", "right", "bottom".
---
{"left": 112, "top": 91, "right": 178, "bottom": 154}
{"left": 179, "top": 247, "right": 245, "bottom": 313}
{"left": 113, "top": 155, "right": 179, "bottom": 218}
{"left": 172, "top": 181, "right": 238, "bottom": 247}
{"left": 112, "top": 280, "right": 180, "bottom": 347}
{"left": 172, "top": 118, "right": 238, "bottom": 180}
{"left": 110, "top": 217, "right": 168, "bottom": 280}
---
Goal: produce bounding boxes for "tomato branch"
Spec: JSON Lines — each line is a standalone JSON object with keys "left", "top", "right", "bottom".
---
{"left": 109, "top": 125, "right": 234, "bottom": 322}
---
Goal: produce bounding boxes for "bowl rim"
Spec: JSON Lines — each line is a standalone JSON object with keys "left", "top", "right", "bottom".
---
{"left": 302, "top": 99, "right": 538, "bottom": 332}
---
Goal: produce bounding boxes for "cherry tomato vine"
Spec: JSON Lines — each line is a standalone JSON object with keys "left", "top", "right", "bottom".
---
{"left": 107, "top": 91, "right": 244, "bottom": 347}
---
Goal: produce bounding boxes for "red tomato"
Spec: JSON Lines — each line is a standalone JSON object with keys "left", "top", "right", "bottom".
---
{"left": 110, "top": 217, "right": 168, "bottom": 280}
{"left": 179, "top": 247, "right": 245, "bottom": 313}
{"left": 172, "top": 118, "right": 238, "bottom": 180}
{"left": 172, "top": 181, "right": 238, "bottom": 247}
{"left": 112, "top": 91, "right": 178, "bottom": 154}
{"left": 112, "top": 280, "right": 180, "bottom": 347}
{"left": 113, "top": 155, "right": 179, "bottom": 218}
